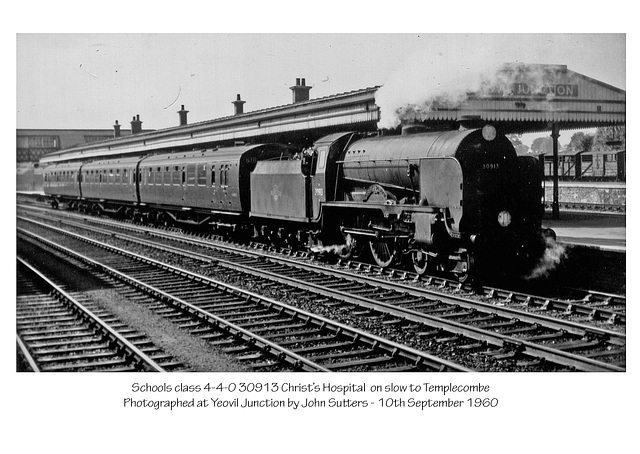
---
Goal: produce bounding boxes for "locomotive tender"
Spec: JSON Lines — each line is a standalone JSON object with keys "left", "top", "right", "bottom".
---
{"left": 43, "top": 125, "right": 551, "bottom": 281}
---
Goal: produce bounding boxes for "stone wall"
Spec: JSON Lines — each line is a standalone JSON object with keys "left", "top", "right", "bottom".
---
{"left": 544, "top": 185, "right": 626, "bottom": 206}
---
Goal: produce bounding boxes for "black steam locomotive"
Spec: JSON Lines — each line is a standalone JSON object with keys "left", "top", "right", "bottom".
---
{"left": 43, "top": 125, "right": 552, "bottom": 281}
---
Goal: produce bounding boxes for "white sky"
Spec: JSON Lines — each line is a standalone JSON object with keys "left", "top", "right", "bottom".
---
{"left": 16, "top": 33, "right": 625, "bottom": 147}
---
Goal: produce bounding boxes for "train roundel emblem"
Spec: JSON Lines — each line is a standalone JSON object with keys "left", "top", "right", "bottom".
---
{"left": 271, "top": 185, "right": 282, "bottom": 201}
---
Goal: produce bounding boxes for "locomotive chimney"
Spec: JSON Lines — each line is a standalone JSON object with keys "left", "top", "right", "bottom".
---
{"left": 401, "top": 124, "right": 429, "bottom": 135}
{"left": 113, "top": 120, "right": 121, "bottom": 138}
{"left": 177, "top": 105, "right": 189, "bottom": 126}
{"left": 232, "top": 94, "right": 246, "bottom": 115}
{"left": 130, "top": 114, "right": 143, "bottom": 134}
{"left": 458, "top": 115, "right": 484, "bottom": 130}
{"left": 290, "top": 77, "right": 311, "bottom": 103}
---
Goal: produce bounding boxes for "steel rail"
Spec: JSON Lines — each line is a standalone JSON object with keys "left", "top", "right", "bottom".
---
{"left": 16, "top": 257, "right": 167, "bottom": 372}
{"left": 18, "top": 224, "right": 471, "bottom": 372}
{"left": 16, "top": 334, "right": 40, "bottom": 372}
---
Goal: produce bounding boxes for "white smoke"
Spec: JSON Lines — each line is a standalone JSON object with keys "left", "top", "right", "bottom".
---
{"left": 311, "top": 235, "right": 355, "bottom": 256}
{"left": 310, "top": 243, "right": 349, "bottom": 255}
{"left": 524, "top": 236, "right": 567, "bottom": 281}
{"left": 374, "top": 35, "right": 584, "bottom": 129}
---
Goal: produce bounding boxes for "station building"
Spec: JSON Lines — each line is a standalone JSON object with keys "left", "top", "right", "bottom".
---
{"left": 16, "top": 120, "right": 141, "bottom": 191}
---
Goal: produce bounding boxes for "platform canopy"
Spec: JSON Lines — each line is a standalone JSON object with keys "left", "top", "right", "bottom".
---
{"left": 39, "top": 63, "right": 624, "bottom": 166}
{"left": 411, "top": 63, "right": 625, "bottom": 134}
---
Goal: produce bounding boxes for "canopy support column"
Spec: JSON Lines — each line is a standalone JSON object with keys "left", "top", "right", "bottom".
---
{"left": 551, "top": 123, "right": 560, "bottom": 220}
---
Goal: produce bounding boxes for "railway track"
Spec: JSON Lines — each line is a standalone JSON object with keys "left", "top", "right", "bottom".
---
{"left": 17, "top": 209, "right": 626, "bottom": 371}
{"left": 19, "top": 205, "right": 626, "bottom": 328}
{"left": 18, "top": 222, "right": 469, "bottom": 372}
{"left": 16, "top": 257, "right": 180, "bottom": 372}
{"left": 18, "top": 203, "right": 627, "bottom": 322}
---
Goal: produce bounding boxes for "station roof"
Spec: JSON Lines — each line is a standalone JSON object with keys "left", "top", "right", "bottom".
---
{"left": 421, "top": 64, "right": 625, "bottom": 134}
{"left": 39, "top": 64, "right": 625, "bottom": 165}
{"left": 40, "top": 87, "right": 380, "bottom": 164}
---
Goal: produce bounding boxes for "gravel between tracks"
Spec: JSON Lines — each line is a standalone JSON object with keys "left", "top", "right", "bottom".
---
{"left": 18, "top": 236, "right": 249, "bottom": 372}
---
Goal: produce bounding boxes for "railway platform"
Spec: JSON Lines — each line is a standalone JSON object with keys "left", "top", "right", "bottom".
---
{"left": 542, "top": 209, "right": 626, "bottom": 252}
{"left": 539, "top": 210, "right": 626, "bottom": 294}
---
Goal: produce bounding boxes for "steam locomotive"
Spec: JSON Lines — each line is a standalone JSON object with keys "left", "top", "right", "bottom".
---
{"left": 43, "top": 125, "right": 553, "bottom": 281}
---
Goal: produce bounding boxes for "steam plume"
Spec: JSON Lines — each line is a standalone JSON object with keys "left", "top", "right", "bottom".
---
{"left": 524, "top": 236, "right": 567, "bottom": 280}
{"left": 374, "top": 35, "right": 585, "bottom": 129}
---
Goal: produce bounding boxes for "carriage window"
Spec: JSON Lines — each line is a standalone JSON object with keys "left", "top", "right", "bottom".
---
{"left": 186, "top": 164, "right": 196, "bottom": 186}
{"left": 220, "top": 165, "right": 228, "bottom": 187}
{"left": 116, "top": 168, "right": 121, "bottom": 184}
{"left": 197, "top": 164, "right": 207, "bottom": 186}
{"left": 164, "top": 166, "right": 171, "bottom": 185}
{"left": 172, "top": 166, "right": 180, "bottom": 185}
{"left": 148, "top": 167, "right": 153, "bottom": 185}
{"left": 211, "top": 164, "right": 216, "bottom": 187}
{"left": 182, "top": 166, "right": 186, "bottom": 185}
{"left": 155, "top": 166, "right": 162, "bottom": 185}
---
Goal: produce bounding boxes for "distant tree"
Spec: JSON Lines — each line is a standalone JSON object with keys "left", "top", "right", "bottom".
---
{"left": 507, "top": 133, "right": 529, "bottom": 155}
{"left": 592, "top": 125, "right": 625, "bottom": 152}
{"left": 567, "top": 131, "right": 594, "bottom": 153}
{"left": 530, "top": 136, "right": 554, "bottom": 154}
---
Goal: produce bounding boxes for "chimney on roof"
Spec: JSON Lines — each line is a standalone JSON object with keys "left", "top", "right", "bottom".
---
{"left": 130, "top": 114, "right": 142, "bottom": 134}
{"left": 232, "top": 94, "right": 246, "bottom": 115}
{"left": 290, "top": 77, "right": 311, "bottom": 103}
{"left": 177, "top": 105, "right": 189, "bottom": 126}
{"left": 113, "top": 120, "right": 121, "bottom": 138}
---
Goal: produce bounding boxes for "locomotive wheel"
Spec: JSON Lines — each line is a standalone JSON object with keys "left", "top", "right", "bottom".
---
{"left": 369, "top": 239, "right": 397, "bottom": 268}
{"left": 411, "top": 249, "right": 431, "bottom": 275}
{"left": 452, "top": 253, "right": 475, "bottom": 283}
